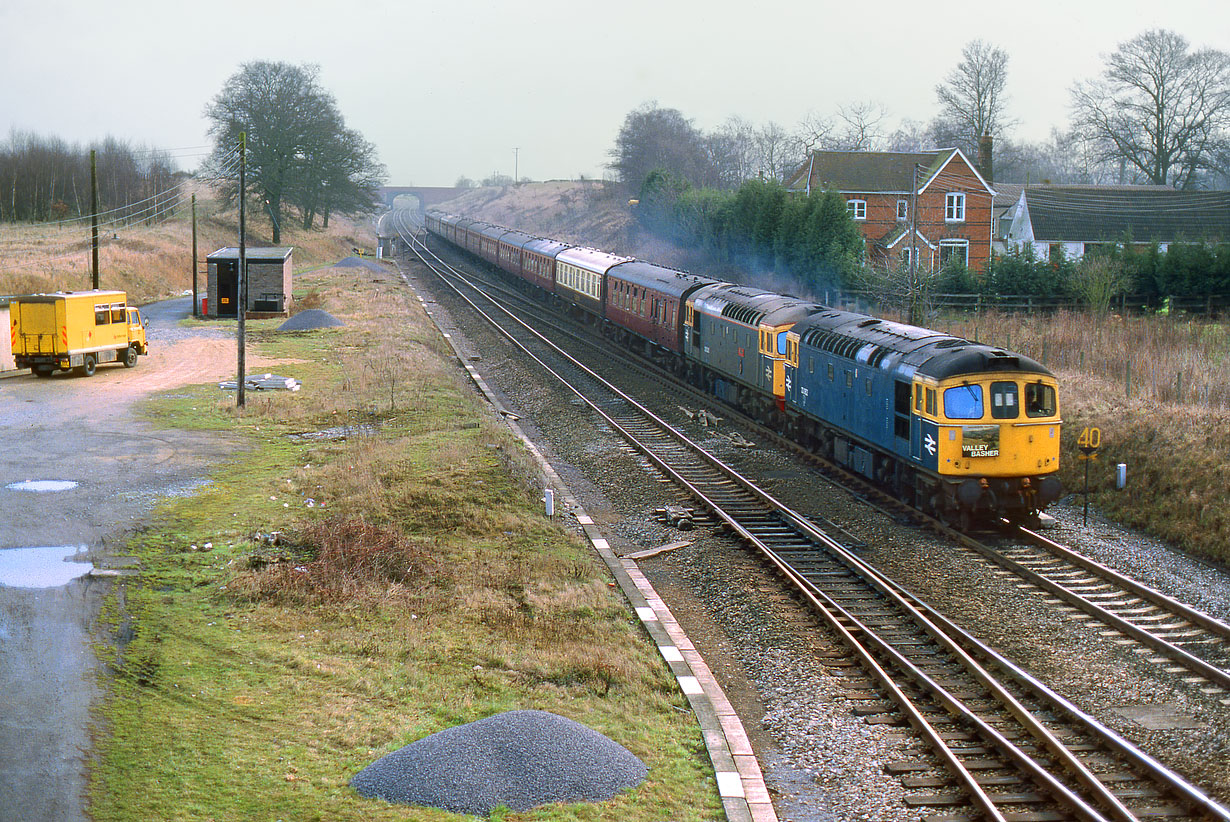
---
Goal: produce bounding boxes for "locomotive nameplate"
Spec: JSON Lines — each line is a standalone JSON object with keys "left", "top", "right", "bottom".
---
{"left": 961, "top": 424, "right": 1000, "bottom": 458}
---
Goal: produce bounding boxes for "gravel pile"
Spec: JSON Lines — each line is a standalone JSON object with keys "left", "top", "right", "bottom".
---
{"left": 350, "top": 710, "right": 647, "bottom": 813}
{"left": 335, "top": 255, "right": 386, "bottom": 272}
{"left": 277, "top": 309, "right": 345, "bottom": 331}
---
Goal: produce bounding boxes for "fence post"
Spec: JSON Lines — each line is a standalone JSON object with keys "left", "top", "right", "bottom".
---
{"left": 1125, "top": 361, "right": 1132, "bottom": 400}
{"left": 1176, "top": 371, "right": 1183, "bottom": 404}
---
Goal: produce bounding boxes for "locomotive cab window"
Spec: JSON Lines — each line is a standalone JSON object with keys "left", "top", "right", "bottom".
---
{"left": 990, "top": 381, "right": 1019, "bottom": 419}
{"left": 1025, "top": 382, "right": 1057, "bottom": 417}
{"left": 944, "top": 384, "right": 983, "bottom": 419}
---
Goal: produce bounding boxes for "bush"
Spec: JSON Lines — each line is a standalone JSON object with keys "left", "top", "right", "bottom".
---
{"left": 984, "top": 244, "right": 1072, "bottom": 296}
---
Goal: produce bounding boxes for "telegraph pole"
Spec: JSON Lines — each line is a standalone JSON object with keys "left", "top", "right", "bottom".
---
{"left": 908, "top": 163, "right": 920, "bottom": 325}
{"left": 237, "top": 133, "right": 247, "bottom": 409}
{"left": 90, "top": 149, "right": 100, "bottom": 289}
{"left": 191, "top": 194, "right": 198, "bottom": 318}
{"left": 513, "top": 147, "right": 519, "bottom": 184}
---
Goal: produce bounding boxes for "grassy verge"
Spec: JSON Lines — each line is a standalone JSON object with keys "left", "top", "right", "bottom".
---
{"left": 90, "top": 262, "right": 721, "bottom": 820}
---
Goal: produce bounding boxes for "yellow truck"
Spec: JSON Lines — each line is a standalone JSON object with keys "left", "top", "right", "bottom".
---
{"left": 9, "top": 290, "right": 148, "bottom": 377}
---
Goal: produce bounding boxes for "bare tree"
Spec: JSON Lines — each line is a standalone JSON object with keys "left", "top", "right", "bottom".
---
{"left": 794, "top": 111, "right": 837, "bottom": 156}
{"left": 834, "top": 101, "right": 889, "bottom": 150}
{"left": 1070, "top": 29, "right": 1230, "bottom": 188}
{"left": 935, "top": 40, "right": 1014, "bottom": 155}
{"left": 754, "top": 121, "right": 794, "bottom": 181}
{"left": 704, "top": 116, "right": 759, "bottom": 188}
{"left": 884, "top": 119, "right": 931, "bottom": 152}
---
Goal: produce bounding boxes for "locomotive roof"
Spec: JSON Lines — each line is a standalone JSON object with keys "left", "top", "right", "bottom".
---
{"left": 555, "top": 246, "right": 633, "bottom": 274}
{"left": 791, "top": 309, "right": 1052, "bottom": 380}
{"left": 607, "top": 260, "right": 720, "bottom": 299}
{"left": 691, "top": 283, "right": 824, "bottom": 328}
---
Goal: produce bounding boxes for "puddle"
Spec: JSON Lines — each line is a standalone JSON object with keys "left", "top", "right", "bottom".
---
{"left": 0, "top": 546, "right": 94, "bottom": 588}
{"left": 6, "top": 480, "right": 80, "bottom": 492}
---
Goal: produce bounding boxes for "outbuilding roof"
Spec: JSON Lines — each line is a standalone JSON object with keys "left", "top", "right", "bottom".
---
{"left": 207, "top": 247, "right": 293, "bottom": 261}
{"left": 1019, "top": 186, "right": 1230, "bottom": 244}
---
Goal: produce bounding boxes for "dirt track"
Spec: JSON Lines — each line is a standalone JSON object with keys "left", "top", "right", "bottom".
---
{"left": 0, "top": 297, "right": 269, "bottom": 821}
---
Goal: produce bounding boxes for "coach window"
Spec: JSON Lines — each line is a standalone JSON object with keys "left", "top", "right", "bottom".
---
{"left": 991, "top": 381, "right": 1019, "bottom": 419}
{"left": 826, "top": 362, "right": 833, "bottom": 380}
{"left": 915, "top": 384, "right": 923, "bottom": 412}
{"left": 943, "top": 384, "right": 983, "bottom": 419}
{"left": 926, "top": 388, "right": 937, "bottom": 415}
{"left": 1025, "top": 382, "right": 1057, "bottom": 417}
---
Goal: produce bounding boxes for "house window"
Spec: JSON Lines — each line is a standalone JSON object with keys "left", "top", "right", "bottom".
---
{"left": 847, "top": 199, "right": 867, "bottom": 220}
{"left": 897, "top": 199, "right": 908, "bottom": 220}
{"left": 945, "top": 192, "right": 965, "bottom": 222}
{"left": 939, "top": 239, "right": 969, "bottom": 268}
{"left": 900, "top": 247, "right": 912, "bottom": 269}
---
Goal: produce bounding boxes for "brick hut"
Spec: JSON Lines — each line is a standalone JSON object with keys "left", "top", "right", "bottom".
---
{"left": 204, "top": 247, "right": 293, "bottom": 318}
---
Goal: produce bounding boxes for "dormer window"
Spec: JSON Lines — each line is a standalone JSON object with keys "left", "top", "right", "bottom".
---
{"left": 847, "top": 199, "right": 867, "bottom": 220}
{"left": 945, "top": 192, "right": 965, "bottom": 222}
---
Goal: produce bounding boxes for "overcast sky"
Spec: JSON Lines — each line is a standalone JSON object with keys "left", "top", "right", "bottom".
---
{"left": 2, "top": 0, "right": 1226, "bottom": 187}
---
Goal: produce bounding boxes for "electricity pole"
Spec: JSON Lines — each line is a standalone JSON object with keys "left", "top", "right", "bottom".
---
{"left": 908, "top": 163, "right": 920, "bottom": 325}
{"left": 191, "top": 194, "right": 198, "bottom": 318}
{"left": 90, "top": 150, "right": 99, "bottom": 289}
{"left": 237, "top": 133, "right": 247, "bottom": 409}
{"left": 513, "top": 147, "right": 519, "bottom": 184}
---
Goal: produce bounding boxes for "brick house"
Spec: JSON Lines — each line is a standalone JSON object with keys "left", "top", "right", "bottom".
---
{"left": 785, "top": 148, "right": 996, "bottom": 274}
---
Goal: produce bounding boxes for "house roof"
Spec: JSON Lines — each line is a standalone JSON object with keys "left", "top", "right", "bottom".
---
{"left": 785, "top": 148, "right": 994, "bottom": 196}
{"left": 1021, "top": 186, "right": 1230, "bottom": 243}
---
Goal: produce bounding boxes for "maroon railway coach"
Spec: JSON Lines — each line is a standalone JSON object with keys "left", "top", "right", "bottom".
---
{"left": 605, "top": 260, "right": 718, "bottom": 357}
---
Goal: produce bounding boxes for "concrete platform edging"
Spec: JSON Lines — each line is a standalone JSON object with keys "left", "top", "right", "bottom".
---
{"left": 409, "top": 283, "right": 777, "bottom": 822}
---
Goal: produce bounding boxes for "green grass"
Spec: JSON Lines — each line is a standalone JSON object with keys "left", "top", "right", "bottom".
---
{"left": 90, "top": 263, "right": 722, "bottom": 821}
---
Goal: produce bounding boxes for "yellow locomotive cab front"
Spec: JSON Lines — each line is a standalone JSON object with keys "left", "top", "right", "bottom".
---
{"left": 930, "top": 373, "right": 1061, "bottom": 478}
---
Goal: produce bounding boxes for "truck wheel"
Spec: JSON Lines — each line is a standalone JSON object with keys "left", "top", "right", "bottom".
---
{"left": 124, "top": 346, "right": 138, "bottom": 368}
{"left": 78, "top": 354, "right": 97, "bottom": 377}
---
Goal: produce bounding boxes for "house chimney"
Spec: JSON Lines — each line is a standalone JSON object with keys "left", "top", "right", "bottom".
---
{"left": 978, "top": 134, "right": 994, "bottom": 183}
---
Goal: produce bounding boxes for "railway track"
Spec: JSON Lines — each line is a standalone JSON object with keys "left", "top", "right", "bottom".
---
{"left": 391, "top": 212, "right": 1230, "bottom": 821}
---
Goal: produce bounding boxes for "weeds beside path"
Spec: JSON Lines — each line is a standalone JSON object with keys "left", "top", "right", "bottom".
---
{"left": 90, "top": 261, "right": 721, "bottom": 821}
